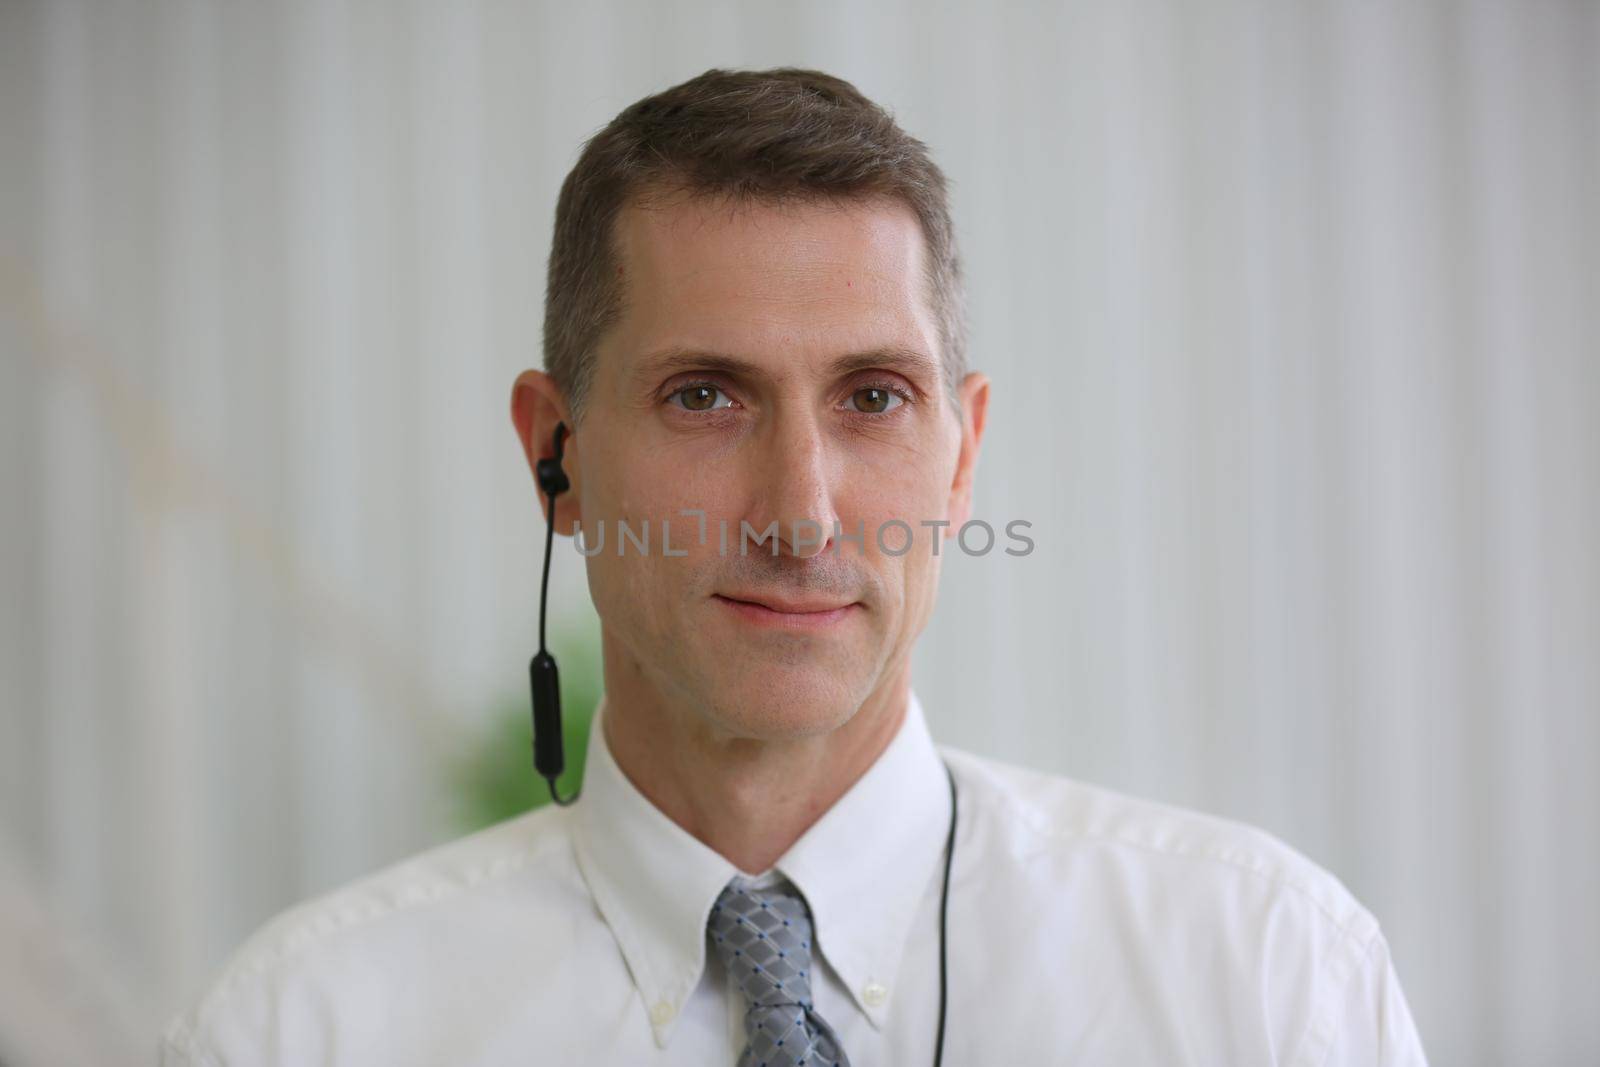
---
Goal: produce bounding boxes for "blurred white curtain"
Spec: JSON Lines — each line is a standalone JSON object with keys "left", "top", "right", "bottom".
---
{"left": 1, "top": 2, "right": 1595, "bottom": 1064}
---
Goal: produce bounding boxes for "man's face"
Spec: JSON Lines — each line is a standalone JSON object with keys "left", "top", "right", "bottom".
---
{"left": 569, "top": 193, "right": 985, "bottom": 741}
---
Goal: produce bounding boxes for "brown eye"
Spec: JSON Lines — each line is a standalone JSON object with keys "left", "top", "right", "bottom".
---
{"left": 850, "top": 386, "right": 903, "bottom": 414}
{"left": 673, "top": 384, "right": 729, "bottom": 412}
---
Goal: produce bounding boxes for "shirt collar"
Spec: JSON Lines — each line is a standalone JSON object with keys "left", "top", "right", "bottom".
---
{"left": 570, "top": 689, "right": 952, "bottom": 1046}
{"left": 570, "top": 694, "right": 738, "bottom": 1048}
{"left": 774, "top": 689, "right": 952, "bottom": 1029}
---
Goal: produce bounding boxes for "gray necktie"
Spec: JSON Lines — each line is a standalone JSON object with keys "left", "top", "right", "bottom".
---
{"left": 708, "top": 878, "right": 852, "bottom": 1067}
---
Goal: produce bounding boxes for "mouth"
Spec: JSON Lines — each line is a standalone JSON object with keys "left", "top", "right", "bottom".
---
{"left": 711, "top": 592, "right": 861, "bottom": 630}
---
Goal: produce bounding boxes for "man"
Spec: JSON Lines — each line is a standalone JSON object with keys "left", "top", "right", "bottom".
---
{"left": 163, "top": 67, "right": 1427, "bottom": 1065}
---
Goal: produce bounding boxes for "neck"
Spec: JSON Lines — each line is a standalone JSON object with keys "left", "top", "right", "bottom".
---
{"left": 599, "top": 635, "right": 910, "bottom": 875}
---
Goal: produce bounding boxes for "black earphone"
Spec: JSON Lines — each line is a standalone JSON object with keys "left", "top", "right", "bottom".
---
{"left": 530, "top": 421, "right": 578, "bottom": 806}
{"left": 527, "top": 418, "right": 956, "bottom": 1063}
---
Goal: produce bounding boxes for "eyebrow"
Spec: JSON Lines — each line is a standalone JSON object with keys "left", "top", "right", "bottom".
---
{"left": 634, "top": 344, "right": 940, "bottom": 389}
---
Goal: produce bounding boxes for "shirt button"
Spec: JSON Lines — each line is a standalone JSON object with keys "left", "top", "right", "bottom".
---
{"left": 863, "top": 982, "right": 889, "bottom": 1007}
{"left": 650, "top": 1000, "right": 675, "bottom": 1025}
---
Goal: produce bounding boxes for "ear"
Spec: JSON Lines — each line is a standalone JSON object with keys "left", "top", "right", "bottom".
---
{"left": 510, "top": 370, "right": 582, "bottom": 535}
{"left": 946, "top": 371, "right": 990, "bottom": 530}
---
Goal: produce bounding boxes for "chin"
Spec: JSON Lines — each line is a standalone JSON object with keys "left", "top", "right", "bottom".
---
{"left": 703, "top": 667, "right": 866, "bottom": 741}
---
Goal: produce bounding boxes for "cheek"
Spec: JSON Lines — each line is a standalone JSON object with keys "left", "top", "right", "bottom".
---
{"left": 578, "top": 452, "right": 728, "bottom": 611}
{"left": 903, "top": 551, "right": 943, "bottom": 631}
{"left": 839, "top": 461, "right": 955, "bottom": 554}
{"left": 841, "top": 504, "right": 944, "bottom": 616}
{"left": 599, "top": 439, "right": 737, "bottom": 527}
{"left": 582, "top": 533, "right": 697, "bottom": 676}
{"left": 838, "top": 459, "right": 953, "bottom": 627}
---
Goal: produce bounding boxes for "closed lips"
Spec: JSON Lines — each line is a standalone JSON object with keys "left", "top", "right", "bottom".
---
{"left": 714, "top": 593, "right": 856, "bottom": 614}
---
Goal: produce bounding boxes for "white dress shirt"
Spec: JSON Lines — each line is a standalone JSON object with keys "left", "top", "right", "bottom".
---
{"left": 161, "top": 690, "right": 1428, "bottom": 1065}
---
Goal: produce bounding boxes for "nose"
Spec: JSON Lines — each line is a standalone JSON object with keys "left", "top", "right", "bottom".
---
{"left": 742, "top": 408, "right": 839, "bottom": 559}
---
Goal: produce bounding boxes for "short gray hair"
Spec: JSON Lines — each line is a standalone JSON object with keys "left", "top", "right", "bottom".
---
{"left": 542, "top": 66, "right": 969, "bottom": 421}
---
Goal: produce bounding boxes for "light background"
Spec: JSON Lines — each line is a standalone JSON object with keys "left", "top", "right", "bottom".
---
{"left": 1, "top": 2, "right": 1597, "bottom": 1064}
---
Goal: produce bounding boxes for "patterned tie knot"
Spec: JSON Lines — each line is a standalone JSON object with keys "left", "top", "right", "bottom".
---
{"left": 708, "top": 877, "right": 850, "bottom": 1067}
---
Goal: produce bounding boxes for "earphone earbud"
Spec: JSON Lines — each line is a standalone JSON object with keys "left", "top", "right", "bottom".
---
{"left": 536, "top": 423, "right": 570, "bottom": 498}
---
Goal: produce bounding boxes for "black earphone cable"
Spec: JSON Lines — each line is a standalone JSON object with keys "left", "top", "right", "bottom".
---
{"left": 538, "top": 479, "right": 556, "bottom": 655}
{"left": 934, "top": 759, "right": 957, "bottom": 1067}
{"left": 537, "top": 474, "right": 578, "bottom": 807}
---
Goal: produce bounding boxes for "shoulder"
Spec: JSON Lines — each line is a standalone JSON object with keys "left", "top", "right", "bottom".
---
{"left": 937, "top": 747, "right": 1422, "bottom": 1065}
{"left": 940, "top": 744, "right": 1377, "bottom": 945}
{"left": 162, "top": 805, "right": 579, "bottom": 1064}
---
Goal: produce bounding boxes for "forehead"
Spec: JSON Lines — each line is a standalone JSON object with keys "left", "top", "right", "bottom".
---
{"left": 604, "top": 193, "right": 940, "bottom": 374}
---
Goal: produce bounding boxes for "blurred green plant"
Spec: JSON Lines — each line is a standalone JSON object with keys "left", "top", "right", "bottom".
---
{"left": 451, "top": 624, "right": 603, "bottom": 833}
